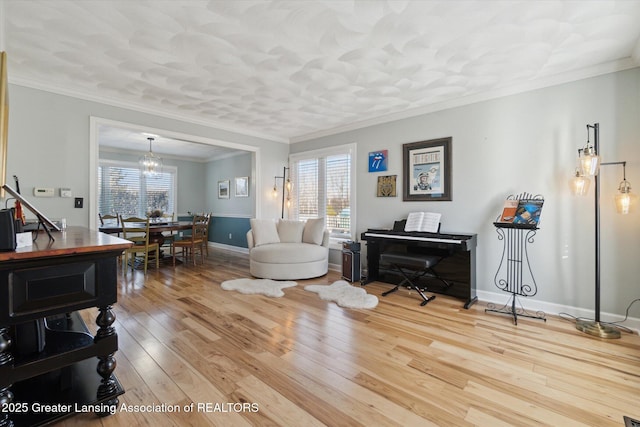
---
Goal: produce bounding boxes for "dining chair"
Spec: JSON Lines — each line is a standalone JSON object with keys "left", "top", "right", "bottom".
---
{"left": 202, "top": 213, "right": 211, "bottom": 257}
{"left": 158, "top": 212, "right": 177, "bottom": 249}
{"left": 99, "top": 213, "right": 119, "bottom": 225}
{"left": 172, "top": 215, "right": 208, "bottom": 266}
{"left": 120, "top": 216, "right": 160, "bottom": 274}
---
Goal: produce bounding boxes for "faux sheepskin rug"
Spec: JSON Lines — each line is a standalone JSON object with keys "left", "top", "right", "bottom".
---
{"left": 304, "top": 280, "right": 378, "bottom": 309}
{"left": 221, "top": 278, "right": 297, "bottom": 297}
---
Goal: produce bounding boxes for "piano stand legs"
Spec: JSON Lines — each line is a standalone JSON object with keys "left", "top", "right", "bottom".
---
{"left": 381, "top": 266, "right": 436, "bottom": 306}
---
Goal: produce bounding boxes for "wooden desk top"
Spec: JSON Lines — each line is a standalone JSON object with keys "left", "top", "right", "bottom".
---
{"left": 0, "top": 226, "right": 133, "bottom": 262}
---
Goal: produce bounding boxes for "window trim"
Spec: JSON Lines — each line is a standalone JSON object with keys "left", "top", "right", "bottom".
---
{"left": 289, "top": 143, "right": 356, "bottom": 247}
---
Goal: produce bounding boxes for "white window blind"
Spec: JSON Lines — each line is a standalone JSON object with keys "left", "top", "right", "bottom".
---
{"left": 290, "top": 144, "right": 356, "bottom": 242}
{"left": 98, "top": 160, "right": 176, "bottom": 218}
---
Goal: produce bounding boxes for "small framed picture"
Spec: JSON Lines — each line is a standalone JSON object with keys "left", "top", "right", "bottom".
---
{"left": 218, "top": 180, "right": 230, "bottom": 199}
{"left": 368, "top": 150, "right": 388, "bottom": 172}
{"left": 235, "top": 176, "right": 249, "bottom": 197}
{"left": 377, "top": 175, "right": 397, "bottom": 197}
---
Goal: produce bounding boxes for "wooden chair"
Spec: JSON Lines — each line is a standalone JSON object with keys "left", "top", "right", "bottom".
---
{"left": 172, "top": 215, "right": 208, "bottom": 266}
{"left": 120, "top": 216, "right": 160, "bottom": 274}
{"left": 202, "top": 213, "right": 211, "bottom": 257}
{"left": 99, "top": 213, "right": 119, "bottom": 226}
{"left": 159, "top": 212, "right": 176, "bottom": 249}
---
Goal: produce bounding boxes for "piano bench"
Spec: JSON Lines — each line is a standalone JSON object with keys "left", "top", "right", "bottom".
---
{"left": 380, "top": 252, "right": 447, "bottom": 306}
{"left": 380, "top": 252, "right": 440, "bottom": 269}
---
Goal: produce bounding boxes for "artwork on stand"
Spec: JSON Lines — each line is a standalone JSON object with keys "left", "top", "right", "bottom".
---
{"left": 218, "top": 180, "right": 230, "bottom": 199}
{"left": 235, "top": 176, "right": 249, "bottom": 197}
{"left": 403, "top": 137, "right": 452, "bottom": 201}
{"left": 368, "top": 150, "right": 388, "bottom": 172}
{"left": 376, "top": 175, "right": 397, "bottom": 197}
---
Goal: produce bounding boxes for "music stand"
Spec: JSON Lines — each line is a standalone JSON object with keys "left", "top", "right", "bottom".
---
{"left": 2, "top": 184, "right": 61, "bottom": 241}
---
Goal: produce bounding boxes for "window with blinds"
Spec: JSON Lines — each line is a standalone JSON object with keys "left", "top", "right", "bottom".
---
{"left": 98, "top": 160, "right": 176, "bottom": 218}
{"left": 290, "top": 144, "right": 356, "bottom": 242}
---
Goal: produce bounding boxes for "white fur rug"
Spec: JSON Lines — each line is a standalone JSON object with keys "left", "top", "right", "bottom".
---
{"left": 304, "top": 280, "right": 378, "bottom": 309}
{"left": 221, "top": 278, "right": 297, "bottom": 297}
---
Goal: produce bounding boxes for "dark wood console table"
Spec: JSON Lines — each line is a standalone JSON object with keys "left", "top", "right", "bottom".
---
{"left": 0, "top": 227, "right": 132, "bottom": 427}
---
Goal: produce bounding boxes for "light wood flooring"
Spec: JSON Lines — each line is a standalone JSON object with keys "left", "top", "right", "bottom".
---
{"left": 55, "top": 247, "right": 639, "bottom": 427}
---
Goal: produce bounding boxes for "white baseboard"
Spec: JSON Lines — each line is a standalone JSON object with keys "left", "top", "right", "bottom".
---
{"left": 477, "top": 289, "right": 640, "bottom": 334}
{"left": 328, "top": 262, "right": 341, "bottom": 272}
{"left": 209, "top": 242, "right": 249, "bottom": 254}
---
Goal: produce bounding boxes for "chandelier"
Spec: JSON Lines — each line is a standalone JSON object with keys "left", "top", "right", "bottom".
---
{"left": 139, "top": 137, "right": 163, "bottom": 177}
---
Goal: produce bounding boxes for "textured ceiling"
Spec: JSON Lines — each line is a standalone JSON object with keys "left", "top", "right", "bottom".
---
{"left": 4, "top": 0, "right": 640, "bottom": 147}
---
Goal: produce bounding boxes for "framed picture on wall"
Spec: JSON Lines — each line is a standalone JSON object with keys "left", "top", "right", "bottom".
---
{"left": 235, "top": 176, "right": 249, "bottom": 197}
{"left": 376, "top": 175, "right": 397, "bottom": 197}
{"left": 368, "top": 150, "right": 388, "bottom": 172}
{"left": 218, "top": 180, "right": 230, "bottom": 199}
{"left": 403, "top": 137, "right": 452, "bottom": 201}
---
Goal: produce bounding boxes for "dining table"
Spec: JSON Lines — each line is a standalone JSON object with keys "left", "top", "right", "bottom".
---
{"left": 98, "top": 220, "right": 193, "bottom": 247}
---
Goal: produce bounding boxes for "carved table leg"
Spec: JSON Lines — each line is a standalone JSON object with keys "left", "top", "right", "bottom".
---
{"left": 94, "top": 306, "right": 118, "bottom": 416}
{"left": 0, "top": 326, "right": 14, "bottom": 427}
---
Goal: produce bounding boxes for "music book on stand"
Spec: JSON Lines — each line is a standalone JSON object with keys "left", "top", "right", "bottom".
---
{"left": 404, "top": 211, "right": 441, "bottom": 233}
{"left": 497, "top": 199, "right": 519, "bottom": 223}
{"left": 495, "top": 198, "right": 544, "bottom": 228}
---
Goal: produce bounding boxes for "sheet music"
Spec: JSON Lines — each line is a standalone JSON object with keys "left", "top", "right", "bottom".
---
{"left": 404, "top": 212, "right": 441, "bottom": 233}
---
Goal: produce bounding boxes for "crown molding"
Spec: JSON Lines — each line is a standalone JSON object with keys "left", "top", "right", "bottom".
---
{"left": 8, "top": 76, "right": 289, "bottom": 144}
{"left": 290, "top": 58, "right": 640, "bottom": 143}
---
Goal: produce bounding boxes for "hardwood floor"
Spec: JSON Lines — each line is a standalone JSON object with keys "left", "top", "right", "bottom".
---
{"left": 57, "top": 247, "right": 639, "bottom": 427}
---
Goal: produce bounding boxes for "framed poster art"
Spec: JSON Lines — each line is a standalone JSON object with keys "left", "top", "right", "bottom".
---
{"left": 376, "top": 175, "right": 396, "bottom": 197}
{"left": 403, "top": 137, "right": 452, "bottom": 201}
{"left": 235, "top": 176, "right": 249, "bottom": 197}
{"left": 368, "top": 150, "right": 388, "bottom": 172}
{"left": 218, "top": 180, "right": 230, "bottom": 199}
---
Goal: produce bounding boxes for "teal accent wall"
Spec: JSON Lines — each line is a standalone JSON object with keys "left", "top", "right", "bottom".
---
{"left": 178, "top": 215, "right": 250, "bottom": 248}
{"left": 209, "top": 216, "right": 251, "bottom": 248}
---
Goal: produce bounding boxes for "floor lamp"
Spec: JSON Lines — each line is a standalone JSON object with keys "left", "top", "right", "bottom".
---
{"left": 569, "top": 123, "right": 637, "bottom": 339}
{"left": 272, "top": 166, "right": 292, "bottom": 219}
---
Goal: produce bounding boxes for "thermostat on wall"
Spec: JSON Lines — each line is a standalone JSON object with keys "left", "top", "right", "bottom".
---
{"left": 33, "top": 187, "right": 54, "bottom": 197}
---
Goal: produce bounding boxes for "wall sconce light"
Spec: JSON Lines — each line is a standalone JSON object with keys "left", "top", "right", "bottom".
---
{"left": 570, "top": 123, "right": 636, "bottom": 339}
{"left": 272, "top": 166, "right": 292, "bottom": 218}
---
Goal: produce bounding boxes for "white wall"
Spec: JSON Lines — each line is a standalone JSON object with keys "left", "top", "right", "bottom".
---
{"left": 291, "top": 68, "right": 640, "bottom": 321}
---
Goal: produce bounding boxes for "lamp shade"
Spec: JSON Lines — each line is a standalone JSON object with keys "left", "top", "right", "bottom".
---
{"left": 569, "top": 171, "right": 590, "bottom": 196}
{"left": 578, "top": 146, "right": 600, "bottom": 176}
{"left": 615, "top": 180, "right": 637, "bottom": 214}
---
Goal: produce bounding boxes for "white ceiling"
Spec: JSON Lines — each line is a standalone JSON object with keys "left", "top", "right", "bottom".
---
{"left": 4, "top": 0, "right": 640, "bottom": 156}
{"left": 97, "top": 126, "right": 241, "bottom": 161}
